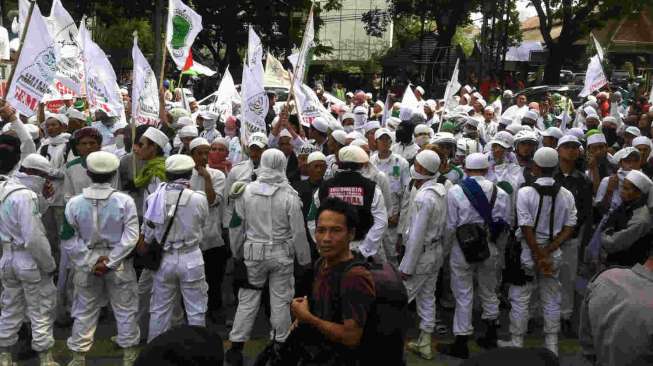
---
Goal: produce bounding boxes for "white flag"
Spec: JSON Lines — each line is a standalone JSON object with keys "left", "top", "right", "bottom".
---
{"left": 46, "top": 0, "right": 85, "bottom": 97}
{"left": 0, "top": 26, "right": 9, "bottom": 60}
{"left": 7, "top": 4, "right": 60, "bottom": 117}
{"left": 80, "top": 22, "right": 124, "bottom": 118}
{"left": 591, "top": 33, "right": 605, "bottom": 62}
{"left": 212, "top": 66, "right": 240, "bottom": 117}
{"left": 559, "top": 100, "right": 572, "bottom": 132}
{"left": 292, "top": 7, "right": 316, "bottom": 127}
{"left": 399, "top": 85, "right": 418, "bottom": 121}
{"left": 294, "top": 8, "right": 314, "bottom": 83}
{"left": 166, "top": 0, "right": 202, "bottom": 70}
{"left": 579, "top": 55, "right": 607, "bottom": 98}
{"left": 443, "top": 59, "right": 461, "bottom": 113}
{"left": 132, "top": 35, "right": 160, "bottom": 126}
{"left": 240, "top": 27, "right": 268, "bottom": 143}
{"left": 16, "top": 0, "right": 30, "bottom": 37}
{"left": 264, "top": 53, "right": 291, "bottom": 87}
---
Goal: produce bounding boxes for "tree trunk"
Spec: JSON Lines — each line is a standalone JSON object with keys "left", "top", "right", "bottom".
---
{"left": 153, "top": 0, "right": 164, "bottom": 84}
{"left": 543, "top": 42, "right": 564, "bottom": 84}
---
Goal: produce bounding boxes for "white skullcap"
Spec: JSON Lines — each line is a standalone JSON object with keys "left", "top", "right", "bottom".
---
{"left": 426, "top": 99, "right": 437, "bottom": 110}
{"left": 462, "top": 85, "right": 472, "bottom": 93}
{"left": 279, "top": 129, "right": 293, "bottom": 139}
{"left": 506, "top": 124, "right": 525, "bottom": 135}
{"left": 353, "top": 105, "right": 367, "bottom": 115}
{"left": 48, "top": 114, "right": 69, "bottom": 126}
{"left": 499, "top": 116, "right": 512, "bottom": 126}
{"left": 585, "top": 112, "right": 600, "bottom": 121}
{"left": 9, "top": 38, "right": 19, "bottom": 52}
{"left": 312, "top": 117, "right": 329, "bottom": 133}
{"left": 177, "top": 116, "right": 193, "bottom": 127}
{"left": 342, "top": 112, "right": 355, "bottom": 122}
{"left": 632, "top": 136, "right": 652, "bottom": 148}
{"left": 86, "top": 151, "right": 119, "bottom": 174}
{"left": 339, "top": 145, "right": 369, "bottom": 164}
{"left": 625, "top": 126, "right": 641, "bottom": 137}
{"left": 363, "top": 120, "right": 381, "bottom": 133}
{"left": 415, "top": 86, "right": 425, "bottom": 95}
{"left": 568, "top": 128, "right": 585, "bottom": 139}
{"left": 415, "top": 150, "right": 440, "bottom": 174}
{"left": 375, "top": 100, "right": 385, "bottom": 109}
{"left": 503, "top": 90, "right": 514, "bottom": 97}
{"left": 587, "top": 95, "right": 597, "bottom": 103}
{"left": 541, "top": 127, "right": 563, "bottom": 140}
{"left": 345, "top": 131, "right": 365, "bottom": 141}
{"left": 307, "top": 151, "right": 327, "bottom": 165}
{"left": 365, "top": 92, "right": 373, "bottom": 99}
{"left": 533, "top": 147, "right": 559, "bottom": 168}
{"left": 587, "top": 133, "right": 607, "bottom": 146}
{"left": 212, "top": 137, "right": 229, "bottom": 147}
{"left": 484, "top": 106, "right": 494, "bottom": 112}
{"left": 143, "top": 127, "right": 169, "bottom": 149}
{"left": 165, "top": 154, "right": 195, "bottom": 173}
{"left": 614, "top": 147, "right": 639, "bottom": 162}
{"left": 478, "top": 99, "right": 487, "bottom": 108}
{"left": 471, "top": 92, "right": 482, "bottom": 99}
{"left": 66, "top": 109, "right": 86, "bottom": 121}
{"left": 465, "top": 152, "right": 489, "bottom": 170}
{"left": 248, "top": 132, "right": 268, "bottom": 148}
{"left": 21, "top": 154, "right": 51, "bottom": 173}
{"left": 414, "top": 124, "right": 431, "bottom": 135}
{"left": 346, "top": 91, "right": 354, "bottom": 98}
{"left": 523, "top": 110, "right": 539, "bottom": 122}
{"left": 350, "top": 139, "right": 369, "bottom": 148}
{"left": 374, "top": 128, "right": 393, "bottom": 141}
{"left": 464, "top": 117, "right": 479, "bottom": 128}
{"left": 433, "top": 132, "right": 456, "bottom": 145}
{"left": 178, "top": 125, "right": 198, "bottom": 138}
{"left": 557, "top": 135, "right": 581, "bottom": 148}
{"left": 189, "top": 137, "right": 209, "bottom": 151}
{"left": 602, "top": 116, "right": 618, "bottom": 126}
{"left": 331, "top": 130, "right": 348, "bottom": 145}
{"left": 199, "top": 111, "right": 219, "bottom": 121}
{"left": 514, "top": 130, "right": 538, "bottom": 145}
{"left": 625, "top": 170, "right": 653, "bottom": 194}
{"left": 490, "top": 131, "right": 514, "bottom": 149}
{"left": 25, "top": 124, "right": 40, "bottom": 140}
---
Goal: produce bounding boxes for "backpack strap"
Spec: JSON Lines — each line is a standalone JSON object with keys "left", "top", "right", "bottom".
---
{"left": 39, "top": 144, "right": 49, "bottom": 159}
{"left": 532, "top": 182, "right": 562, "bottom": 242}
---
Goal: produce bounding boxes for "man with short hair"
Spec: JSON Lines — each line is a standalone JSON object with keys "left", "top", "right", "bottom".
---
{"left": 290, "top": 197, "right": 377, "bottom": 366}
{"left": 63, "top": 151, "right": 140, "bottom": 366}
{"left": 499, "top": 147, "right": 577, "bottom": 356}
{"left": 143, "top": 154, "right": 209, "bottom": 341}
{"left": 0, "top": 132, "right": 59, "bottom": 366}
{"left": 586, "top": 133, "right": 616, "bottom": 194}
{"left": 400, "top": 150, "right": 447, "bottom": 360}
{"left": 438, "top": 153, "right": 510, "bottom": 359}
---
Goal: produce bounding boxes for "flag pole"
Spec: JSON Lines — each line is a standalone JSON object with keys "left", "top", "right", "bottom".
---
{"left": 131, "top": 31, "right": 139, "bottom": 175}
{"left": 158, "top": 3, "right": 168, "bottom": 91}
{"left": 285, "top": 2, "right": 315, "bottom": 115}
{"left": 4, "top": 0, "right": 35, "bottom": 98}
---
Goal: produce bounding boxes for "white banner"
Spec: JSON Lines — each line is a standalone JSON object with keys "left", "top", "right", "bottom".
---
{"left": 7, "top": 4, "right": 60, "bottom": 117}
{"left": 80, "top": 22, "right": 124, "bottom": 117}
{"left": 166, "top": 0, "right": 203, "bottom": 70}
{"left": 264, "top": 52, "right": 291, "bottom": 87}
{"left": 294, "top": 82, "right": 336, "bottom": 127}
{"left": 240, "top": 28, "right": 269, "bottom": 143}
{"left": 46, "top": 0, "right": 84, "bottom": 96}
{"left": 211, "top": 66, "right": 240, "bottom": 118}
{"left": 443, "top": 58, "right": 461, "bottom": 114}
{"left": 17, "top": 0, "right": 30, "bottom": 37}
{"left": 579, "top": 55, "right": 607, "bottom": 98}
{"left": 591, "top": 33, "right": 605, "bottom": 62}
{"left": 399, "top": 84, "right": 418, "bottom": 121}
{"left": 132, "top": 35, "right": 160, "bottom": 126}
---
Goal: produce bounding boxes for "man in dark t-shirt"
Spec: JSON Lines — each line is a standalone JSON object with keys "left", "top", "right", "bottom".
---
{"left": 290, "top": 198, "right": 376, "bottom": 365}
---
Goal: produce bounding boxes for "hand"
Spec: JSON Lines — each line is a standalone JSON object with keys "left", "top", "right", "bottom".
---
{"left": 607, "top": 174, "right": 619, "bottom": 192}
{"left": 400, "top": 272, "right": 411, "bottom": 280}
{"left": 93, "top": 256, "right": 110, "bottom": 277}
{"left": 388, "top": 214, "right": 399, "bottom": 227}
{"left": 0, "top": 102, "right": 17, "bottom": 122}
{"left": 587, "top": 152, "right": 597, "bottom": 169}
{"left": 291, "top": 296, "right": 312, "bottom": 323}
{"left": 196, "top": 165, "right": 210, "bottom": 179}
{"left": 43, "top": 180, "right": 54, "bottom": 199}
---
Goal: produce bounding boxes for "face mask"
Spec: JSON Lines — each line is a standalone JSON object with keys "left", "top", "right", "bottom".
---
{"left": 208, "top": 150, "right": 227, "bottom": 167}
{"left": 115, "top": 135, "right": 125, "bottom": 149}
{"left": 224, "top": 128, "right": 236, "bottom": 137}
{"left": 410, "top": 165, "right": 434, "bottom": 180}
{"left": 343, "top": 125, "right": 354, "bottom": 133}
{"left": 415, "top": 135, "right": 429, "bottom": 148}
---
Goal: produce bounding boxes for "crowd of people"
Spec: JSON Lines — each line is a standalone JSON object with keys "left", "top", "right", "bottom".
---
{"left": 0, "top": 75, "right": 652, "bottom": 366}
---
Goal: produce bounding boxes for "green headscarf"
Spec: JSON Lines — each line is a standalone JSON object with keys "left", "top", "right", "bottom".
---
{"left": 134, "top": 156, "right": 167, "bottom": 188}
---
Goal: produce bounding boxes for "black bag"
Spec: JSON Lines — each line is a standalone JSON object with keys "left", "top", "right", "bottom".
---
{"left": 134, "top": 190, "right": 183, "bottom": 271}
{"left": 455, "top": 184, "right": 497, "bottom": 263}
{"left": 232, "top": 258, "right": 264, "bottom": 290}
{"left": 456, "top": 223, "right": 490, "bottom": 263}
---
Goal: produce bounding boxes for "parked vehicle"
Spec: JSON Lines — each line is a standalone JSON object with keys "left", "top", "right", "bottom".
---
{"left": 517, "top": 85, "right": 584, "bottom": 108}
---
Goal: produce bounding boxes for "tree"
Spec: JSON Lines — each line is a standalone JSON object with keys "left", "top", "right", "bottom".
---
{"left": 531, "top": 0, "right": 651, "bottom": 84}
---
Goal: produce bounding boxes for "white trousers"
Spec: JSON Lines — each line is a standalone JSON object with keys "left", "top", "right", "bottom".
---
{"left": 0, "top": 249, "right": 56, "bottom": 352}
{"left": 508, "top": 242, "right": 562, "bottom": 337}
{"left": 148, "top": 248, "right": 208, "bottom": 342}
{"left": 559, "top": 237, "right": 579, "bottom": 319}
{"left": 450, "top": 243, "right": 499, "bottom": 336}
{"left": 67, "top": 261, "right": 140, "bottom": 352}
{"left": 229, "top": 251, "right": 294, "bottom": 343}
{"left": 403, "top": 245, "right": 443, "bottom": 333}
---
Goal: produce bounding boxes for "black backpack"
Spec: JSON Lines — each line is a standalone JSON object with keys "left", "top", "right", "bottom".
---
{"left": 504, "top": 182, "right": 562, "bottom": 285}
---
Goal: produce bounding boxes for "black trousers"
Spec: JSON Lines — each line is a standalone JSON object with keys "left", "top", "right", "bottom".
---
{"left": 203, "top": 245, "right": 229, "bottom": 312}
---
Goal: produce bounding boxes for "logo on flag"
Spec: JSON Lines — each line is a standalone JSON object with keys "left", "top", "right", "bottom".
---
{"left": 171, "top": 11, "right": 192, "bottom": 54}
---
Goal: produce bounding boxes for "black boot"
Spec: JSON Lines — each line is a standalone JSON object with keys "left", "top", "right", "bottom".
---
{"left": 476, "top": 319, "right": 499, "bottom": 349}
{"left": 436, "top": 335, "right": 469, "bottom": 359}
{"left": 226, "top": 342, "right": 244, "bottom": 366}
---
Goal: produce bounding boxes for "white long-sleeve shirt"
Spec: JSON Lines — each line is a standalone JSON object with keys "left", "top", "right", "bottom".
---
{"left": 370, "top": 152, "right": 410, "bottom": 217}
{"left": 446, "top": 176, "right": 511, "bottom": 230}
{"left": 62, "top": 183, "right": 138, "bottom": 270}
{"left": 190, "top": 167, "right": 225, "bottom": 250}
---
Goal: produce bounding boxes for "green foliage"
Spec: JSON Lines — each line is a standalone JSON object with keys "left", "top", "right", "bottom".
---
{"left": 94, "top": 18, "right": 155, "bottom": 58}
